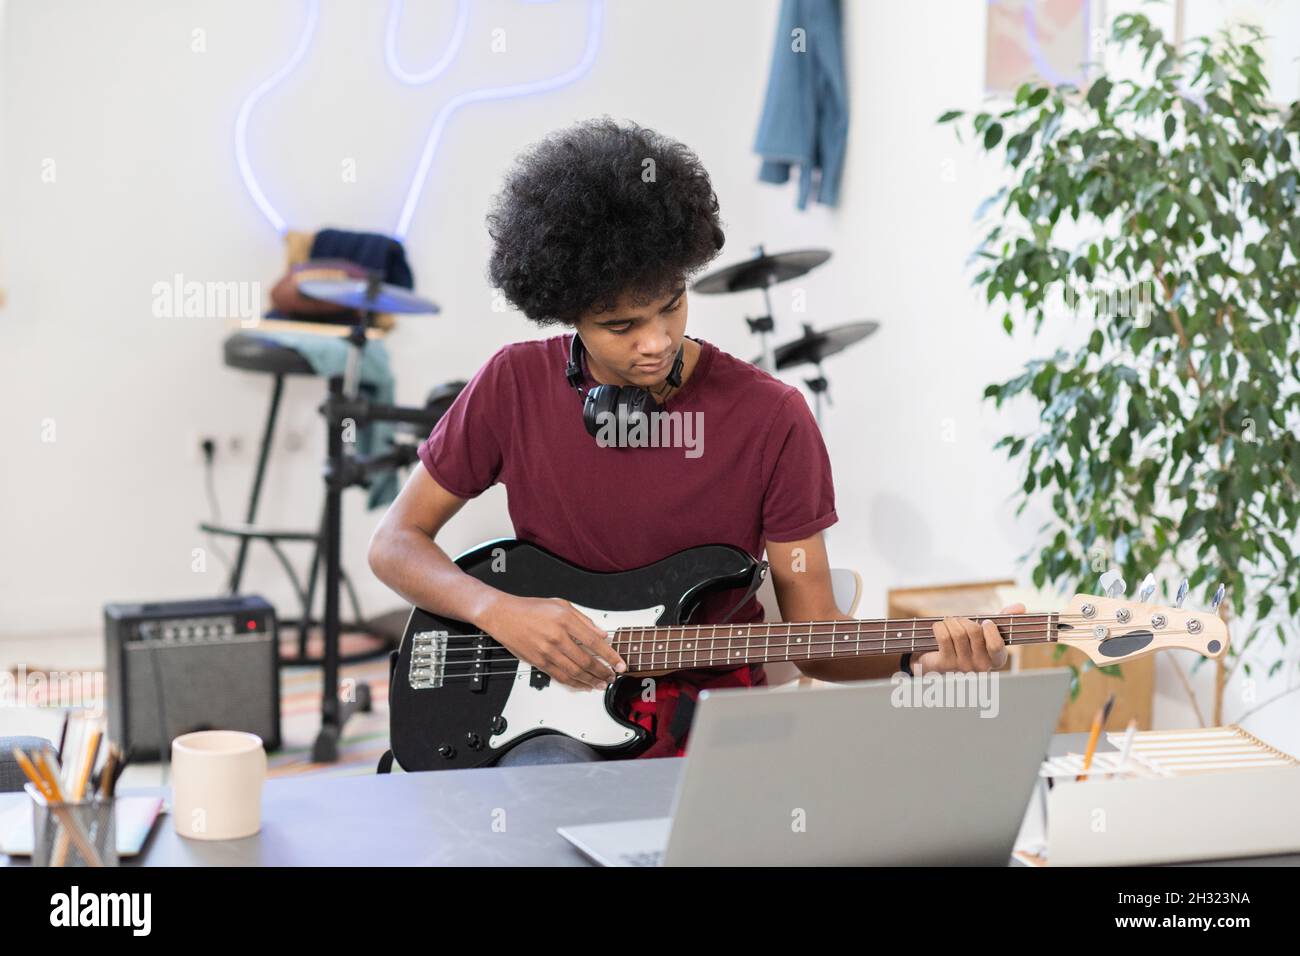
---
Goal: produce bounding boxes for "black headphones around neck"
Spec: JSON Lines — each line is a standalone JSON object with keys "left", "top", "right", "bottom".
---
{"left": 564, "top": 332, "right": 685, "bottom": 440}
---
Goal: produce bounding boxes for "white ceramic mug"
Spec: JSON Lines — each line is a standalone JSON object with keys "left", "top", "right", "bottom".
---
{"left": 170, "top": 731, "right": 266, "bottom": 840}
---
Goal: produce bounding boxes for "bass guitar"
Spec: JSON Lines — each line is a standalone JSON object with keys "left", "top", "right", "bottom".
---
{"left": 387, "top": 539, "right": 1228, "bottom": 771}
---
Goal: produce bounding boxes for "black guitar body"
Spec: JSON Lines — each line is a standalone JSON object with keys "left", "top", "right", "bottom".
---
{"left": 388, "top": 539, "right": 760, "bottom": 772}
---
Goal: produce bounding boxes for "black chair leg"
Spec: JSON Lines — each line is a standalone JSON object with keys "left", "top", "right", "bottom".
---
{"left": 299, "top": 504, "right": 325, "bottom": 658}
{"left": 230, "top": 373, "right": 285, "bottom": 593}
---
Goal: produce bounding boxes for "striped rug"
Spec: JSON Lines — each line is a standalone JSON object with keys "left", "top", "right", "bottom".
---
{"left": 268, "top": 658, "right": 393, "bottom": 779}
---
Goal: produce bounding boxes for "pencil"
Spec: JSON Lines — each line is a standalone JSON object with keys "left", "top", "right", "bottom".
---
{"left": 1077, "top": 693, "right": 1117, "bottom": 782}
{"left": 55, "top": 728, "right": 104, "bottom": 866}
{"left": 72, "top": 729, "right": 101, "bottom": 801}
{"left": 98, "top": 746, "right": 116, "bottom": 798}
{"left": 11, "top": 747, "right": 52, "bottom": 798}
{"left": 56, "top": 713, "right": 70, "bottom": 764}
{"left": 33, "top": 750, "right": 65, "bottom": 801}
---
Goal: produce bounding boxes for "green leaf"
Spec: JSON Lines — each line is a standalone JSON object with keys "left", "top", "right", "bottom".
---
{"left": 937, "top": 110, "right": 963, "bottom": 124}
{"left": 1006, "top": 134, "right": 1032, "bottom": 167}
{"left": 984, "top": 122, "right": 1004, "bottom": 150}
{"left": 1205, "top": 92, "right": 1232, "bottom": 115}
{"left": 1258, "top": 594, "right": 1274, "bottom": 619}
{"left": 1087, "top": 77, "right": 1112, "bottom": 111}
{"left": 1183, "top": 192, "right": 1209, "bottom": 222}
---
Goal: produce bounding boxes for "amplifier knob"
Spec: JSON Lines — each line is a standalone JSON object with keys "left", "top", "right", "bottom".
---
{"left": 489, "top": 716, "right": 507, "bottom": 735}
{"left": 466, "top": 733, "right": 483, "bottom": 751}
{"left": 437, "top": 744, "right": 456, "bottom": 760}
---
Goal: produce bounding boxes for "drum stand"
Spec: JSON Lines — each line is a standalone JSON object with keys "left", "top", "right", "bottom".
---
{"left": 313, "top": 305, "right": 441, "bottom": 762}
{"left": 744, "top": 245, "right": 778, "bottom": 373}
{"left": 804, "top": 362, "right": 831, "bottom": 427}
{"left": 746, "top": 284, "right": 777, "bottom": 374}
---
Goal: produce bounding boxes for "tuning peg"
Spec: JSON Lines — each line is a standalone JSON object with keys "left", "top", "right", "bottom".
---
{"left": 1137, "top": 573, "right": 1156, "bottom": 604}
{"left": 1174, "top": 578, "right": 1189, "bottom": 609}
{"left": 1211, "top": 583, "right": 1226, "bottom": 611}
{"left": 1098, "top": 569, "right": 1126, "bottom": 600}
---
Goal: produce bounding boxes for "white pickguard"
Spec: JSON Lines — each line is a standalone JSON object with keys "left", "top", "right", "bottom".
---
{"left": 492, "top": 602, "right": 665, "bottom": 750}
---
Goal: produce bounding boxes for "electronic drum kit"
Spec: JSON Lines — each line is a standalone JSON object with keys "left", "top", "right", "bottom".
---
{"left": 691, "top": 245, "right": 878, "bottom": 425}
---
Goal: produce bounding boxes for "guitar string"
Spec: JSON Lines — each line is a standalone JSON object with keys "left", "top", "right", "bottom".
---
{"left": 425, "top": 628, "right": 1215, "bottom": 665}
{"left": 425, "top": 624, "right": 1062, "bottom": 659}
{"left": 424, "top": 615, "right": 1208, "bottom": 658}
{"left": 609, "top": 611, "right": 1188, "bottom": 627}
{"left": 417, "top": 630, "right": 1066, "bottom": 678}
{"left": 408, "top": 625, "right": 1213, "bottom": 681}
{"left": 411, "top": 611, "right": 1199, "bottom": 650}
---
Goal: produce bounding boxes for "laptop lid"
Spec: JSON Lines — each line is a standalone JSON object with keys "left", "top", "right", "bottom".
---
{"left": 661, "top": 668, "right": 1071, "bottom": 866}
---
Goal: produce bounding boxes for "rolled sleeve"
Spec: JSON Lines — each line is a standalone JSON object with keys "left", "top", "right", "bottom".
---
{"left": 417, "top": 347, "right": 514, "bottom": 498}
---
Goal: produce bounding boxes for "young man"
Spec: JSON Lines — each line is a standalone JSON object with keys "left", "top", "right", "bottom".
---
{"left": 368, "top": 118, "right": 1022, "bottom": 766}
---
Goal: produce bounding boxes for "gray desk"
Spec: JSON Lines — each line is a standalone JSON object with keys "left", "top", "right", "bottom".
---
{"left": 2, "top": 734, "right": 1296, "bottom": 865}
{"left": 2, "top": 757, "right": 683, "bottom": 867}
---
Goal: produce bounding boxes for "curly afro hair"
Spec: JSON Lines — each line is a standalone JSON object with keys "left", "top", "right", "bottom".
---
{"left": 486, "top": 117, "right": 726, "bottom": 327}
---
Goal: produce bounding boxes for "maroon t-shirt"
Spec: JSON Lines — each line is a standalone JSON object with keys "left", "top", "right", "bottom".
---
{"left": 417, "top": 333, "right": 837, "bottom": 752}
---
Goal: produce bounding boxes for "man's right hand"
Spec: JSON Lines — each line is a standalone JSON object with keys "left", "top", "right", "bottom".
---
{"left": 479, "top": 594, "right": 627, "bottom": 690}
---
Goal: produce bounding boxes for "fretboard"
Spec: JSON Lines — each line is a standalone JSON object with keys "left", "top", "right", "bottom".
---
{"left": 613, "top": 613, "right": 1060, "bottom": 672}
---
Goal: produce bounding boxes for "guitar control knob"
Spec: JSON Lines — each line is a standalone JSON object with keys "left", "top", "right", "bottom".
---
{"left": 466, "top": 733, "right": 483, "bottom": 751}
{"left": 437, "top": 744, "right": 456, "bottom": 760}
{"left": 489, "top": 716, "right": 507, "bottom": 735}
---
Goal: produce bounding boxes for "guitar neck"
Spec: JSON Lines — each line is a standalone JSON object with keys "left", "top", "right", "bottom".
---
{"left": 613, "top": 613, "right": 1061, "bottom": 672}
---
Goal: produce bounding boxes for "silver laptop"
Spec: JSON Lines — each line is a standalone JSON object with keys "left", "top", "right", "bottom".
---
{"left": 558, "top": 668, "right": 1070, "bottom": 866}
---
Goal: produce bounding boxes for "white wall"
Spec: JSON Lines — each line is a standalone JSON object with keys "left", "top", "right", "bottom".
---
{"left": 2, "top": 0, "right": 1295, "bottom": 746}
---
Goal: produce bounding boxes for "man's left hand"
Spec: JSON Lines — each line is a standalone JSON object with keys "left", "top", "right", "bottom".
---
{"left": 911, "top": 602, "right": 1025, "bottom": 674}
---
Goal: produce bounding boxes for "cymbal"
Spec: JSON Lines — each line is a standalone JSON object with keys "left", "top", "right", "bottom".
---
{"left": 692, "top": 248, "right": 831, "bottom": 294}
{"left": 757, "top": 321, "right": 880, "bottom": 370}
{"left": 298, "top": 278, "right": 440, "bottom": 315}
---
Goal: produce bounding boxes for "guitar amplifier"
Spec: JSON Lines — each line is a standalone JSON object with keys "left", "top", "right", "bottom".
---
{"left": 103, "top": 595, "right": 281, "bottom": 760}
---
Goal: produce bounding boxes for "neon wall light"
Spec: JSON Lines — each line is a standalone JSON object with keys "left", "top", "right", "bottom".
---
{"left": 394, "top": 0, "right": 603, "bottom": 238}
{"left": 385, "top": 0, "right": 469, "bottom": 86}
{"left": 235, "top": 0, "right": 604, "bottom": 239}
{"left": 234, "top": 0, "right": 320, "bottom": 235}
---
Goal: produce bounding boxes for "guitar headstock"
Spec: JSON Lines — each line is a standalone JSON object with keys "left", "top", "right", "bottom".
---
{"left": 1057, "top": 574, "right": 1230, "bottom": 665}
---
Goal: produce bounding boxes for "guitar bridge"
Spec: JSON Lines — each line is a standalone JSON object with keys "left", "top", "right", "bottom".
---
{"left": 409, "top": 631, "right": 448, "bottom": 689}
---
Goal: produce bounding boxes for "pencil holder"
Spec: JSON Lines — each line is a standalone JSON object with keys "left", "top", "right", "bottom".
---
{"left": 25, "top": 783, "right": 118, "bottom": 867}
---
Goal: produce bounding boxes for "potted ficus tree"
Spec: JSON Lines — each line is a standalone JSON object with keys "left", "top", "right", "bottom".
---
{"left": 940, "top": 12, "right": 1299, "bottom": 724}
